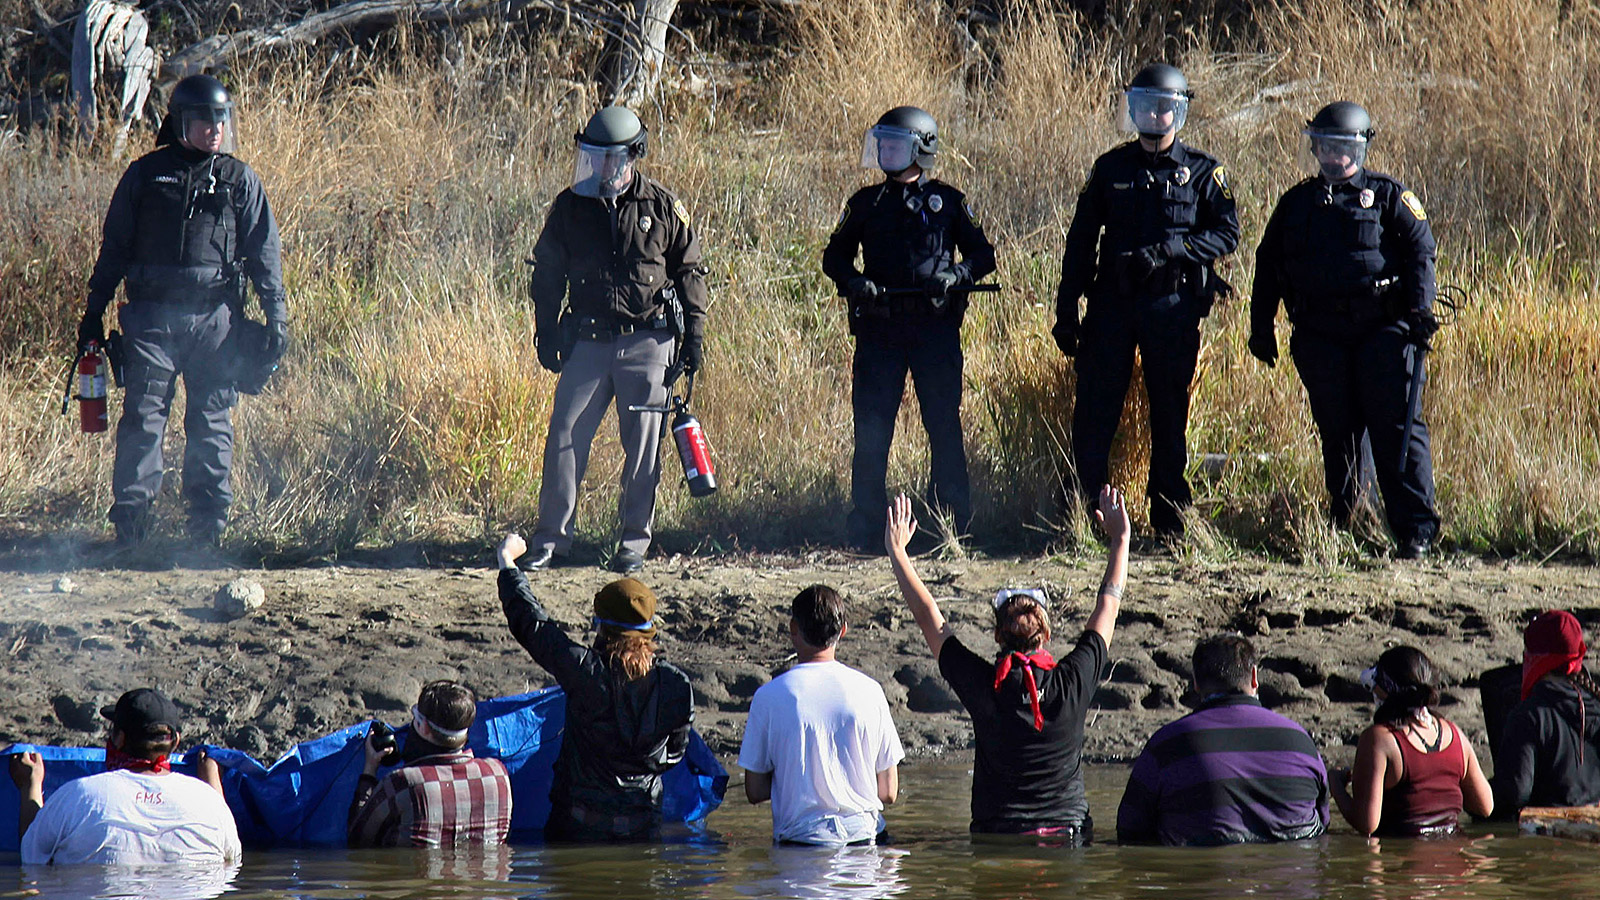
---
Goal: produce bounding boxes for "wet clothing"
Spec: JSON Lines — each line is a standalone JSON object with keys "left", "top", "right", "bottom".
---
{"left": 1492, "top": 678, "right": 1600, "bottom": 816}
{"left": 347, "top": 750, "right": 513, "bottom": 848}
{"left": 528, "top": 172, "right": 707, "bottom": 558}
{"left": 822, "top": 176, "right": 995, "bottom": 546}
{"left": 938, "top": 631, "right": 1106, "bottom": 836}
{"left": 1117, "top": 693, "right": 1330, "bottom": 846}
{"left": 1055, "top": 140, "right": 1239, "bottom": 532}
{"left": 1252, "top": 170, "right": 1439, "bottom": 545}
{"left": 1375, "top": 718, "right": 1466, "bottom": 837}
{"left": 87, "top": 141, "right": 284, "bottom": 535}
{"left": 498, "top": 567, "right": 693, "bottom": 841}
{"left": 21, "top": 769, "right": 241, "bottom": 865}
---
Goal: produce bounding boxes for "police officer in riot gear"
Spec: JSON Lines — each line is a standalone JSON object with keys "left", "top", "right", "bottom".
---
{"left": 823, "top": 105, "right": 995, "bottom": 551}
{"left": 1251, "top": 101, "right": 1440, "bottom": 558}
{"left": 526, "top": 106, "right": 708, "bottom": 574}
{"left": 78, "top": 73, "right": 287, "bottom": 546}
{"left": 1053, "top": 64, "right": 1240, "bottom": 537}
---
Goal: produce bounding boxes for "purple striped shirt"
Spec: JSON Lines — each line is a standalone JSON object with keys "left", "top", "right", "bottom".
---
{"left": 1117, "top": 694, "right": 1330, "bottom": 846}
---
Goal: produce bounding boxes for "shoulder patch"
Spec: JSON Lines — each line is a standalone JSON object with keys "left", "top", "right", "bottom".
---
{"left": 673, "top": 199, "right": 691, "bottom": 225}
{"left": 834, "top": 201, "right": 852, "bottom": 231}
{"left": 963, "top": 201, "right": 982, "bottom": 229}
{"left": 1212, "top": 165, "right": 1233, "bottom": 200}
{"left": 1400, "top": 190, "right": 1427, "bottom": 221}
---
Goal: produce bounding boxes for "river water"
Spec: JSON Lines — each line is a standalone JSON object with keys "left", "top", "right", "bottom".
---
{"left": 4, "top": 760, "right": 1595, "bottom": 899}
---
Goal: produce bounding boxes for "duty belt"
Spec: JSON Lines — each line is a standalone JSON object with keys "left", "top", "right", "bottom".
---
{"left": 573, "top": 314, "right": 670, "bottom": 341}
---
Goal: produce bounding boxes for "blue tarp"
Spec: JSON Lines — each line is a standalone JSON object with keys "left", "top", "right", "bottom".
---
{"left": 0, "top": 686, "right": 726, "bottom": 850}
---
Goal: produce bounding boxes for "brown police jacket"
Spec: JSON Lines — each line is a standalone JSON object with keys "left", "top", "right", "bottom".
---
{"left": 529, "top": 172, "right": 708, "bottom": 343}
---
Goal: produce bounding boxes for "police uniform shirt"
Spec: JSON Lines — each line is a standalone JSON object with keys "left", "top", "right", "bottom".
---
{"left": 1055, "top": 140, "right": 1239, "bottom": 315}
{"left": 530, "top": 173, "right": 708, "bottom": 343}
{"left": 86, "top": 144, "right": 284, "bottom": 321}
{"left": 821, "top": 176, "right": 996, "bottom": 299}
{"left": 1251, "top": 168, "right": 1436, "bottom": 335}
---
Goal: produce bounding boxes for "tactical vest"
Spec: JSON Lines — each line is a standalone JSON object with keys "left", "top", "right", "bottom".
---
{"left": 1280, "top": 185, "right": 1391, "bottom": 322}
{"left": 126, "top": 149, "right": 240, "bottom": 301}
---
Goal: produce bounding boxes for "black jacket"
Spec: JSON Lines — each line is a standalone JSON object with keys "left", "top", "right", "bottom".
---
{"left": 498, "top": 568, "right": 693, "bottom": 836}
{"left": 1056, "top": 139, "right": 1239, "bottom": 327}
{"left": 87, "top": 143, "right": 285, "bottom": 322}
{"left": 530, "top": 173, "right": 708, "bottom": 343}
{"left": 1491, "top": 678, "right": 1600, "bottom": 818}
{"left": 1252, "top": 168, "right": 1436, "bottom": 338}
{"left": 822, "top": 175, "right": 995, "bottom": 329}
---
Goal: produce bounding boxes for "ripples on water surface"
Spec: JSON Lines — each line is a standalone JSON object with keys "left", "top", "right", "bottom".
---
{"left": 4, "top": 762, "right": 1597, "bottom": 899}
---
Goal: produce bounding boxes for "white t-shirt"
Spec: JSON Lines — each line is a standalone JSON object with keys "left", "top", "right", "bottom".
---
{"left": 738, "top": 660, "right": 905, "bottom": 845}
{"left": 21, "top": 769, "right": 243, "bottom": 866}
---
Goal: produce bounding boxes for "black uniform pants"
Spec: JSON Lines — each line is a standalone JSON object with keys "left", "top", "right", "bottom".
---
{"left": 1072, "top": 294, "right": 1200, "bottom": 534}
{"left": 1289, "top": 322, "right": 1439, "bottom": 544}
{"left": 847, "top": 319, "right": 970, "bottom": 546}
{"left": 110, "top": 302, "right": 237, "bottom": 531}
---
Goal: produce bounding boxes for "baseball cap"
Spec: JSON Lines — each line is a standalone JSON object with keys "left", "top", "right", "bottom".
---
{"left": 594, "top": 577, "right": 658, "bottom": 638}
{"left": 100, "top": 688, "right": 182, "bottom": 737}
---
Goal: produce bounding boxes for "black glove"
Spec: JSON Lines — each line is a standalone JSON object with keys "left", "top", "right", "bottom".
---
{"left": 679, "top": 336, "right": 703, "bottom": 374}
{"left": 925, "top": 269, "right": 960, "bottom": 304}
{"left": 536, "top": 337, "right": 563, "bottom": 374}
{"left": 1405, "top": 306, "right": 1439, "bottom": 348}
{"left": 77, "top": 313, "right": 105, "bottom": 352}
{"left": 264, "top": 320, "right": 289, "bottom": 362}
{"left": 1123, "top": 245, "right": 1167, "bottom": 284}
{"left": 846, "top": 276, "right": 882, "bottom": 301}
{"left": 1248, "top": 329, "right": 1278, "bottom": 368}
{"left": 1051, "top": 320, "right": 1079, "bottom": 358}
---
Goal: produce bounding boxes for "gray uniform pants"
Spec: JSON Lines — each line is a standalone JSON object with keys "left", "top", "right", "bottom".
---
{"left": 110, "top": 302, "right": 237, "bottom": 531}
{"left": 533, "top": 331, "right": 672, "bottom": 557}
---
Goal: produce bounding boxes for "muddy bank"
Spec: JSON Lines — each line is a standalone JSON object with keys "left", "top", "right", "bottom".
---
{"left": 0, "top": 542, "right": 1593, "bottom": 772}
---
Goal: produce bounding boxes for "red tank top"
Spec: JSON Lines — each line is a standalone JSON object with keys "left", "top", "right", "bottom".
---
{"left": 1377, "top": 717, "right": 1466, "bottom": 837}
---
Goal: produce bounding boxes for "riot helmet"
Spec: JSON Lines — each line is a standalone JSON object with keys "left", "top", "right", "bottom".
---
{"left": 859, "top": 106, "right": 938, "bottom": 175}
{"left": 1304, "top": 101, "right": 1374, "bottom": 182}
{"left": 572, "top": 106, "right": 647, "bottom": 199}
{"left": 163, "top": 74, "right": 237, "bottom": 155}
{"left": 1120, "top": 64, "right": 1192, "bottom": 139}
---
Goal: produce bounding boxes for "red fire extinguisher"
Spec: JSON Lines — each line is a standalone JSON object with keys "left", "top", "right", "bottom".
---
{"left": 632, "top": 372, "right": 717, "bottom": 497}
{"left": 62, "top": 341, "right": 109, "bottom": 433}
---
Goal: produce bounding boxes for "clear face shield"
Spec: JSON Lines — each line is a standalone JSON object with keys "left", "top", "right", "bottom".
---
{"left": 178, "top": 105, "right": 237, "bottom": 155}
{"left": 572, "top": 142, "right": 636, "bottom": 199}
{"left": 859, "top": 125, "right": 920, "bottom": 174}
{"left": 1304, "top": 131, "right": 1369, "bottom": 182}
{"left": 1119, "top": 88, "right": 1189, "bottom": 137}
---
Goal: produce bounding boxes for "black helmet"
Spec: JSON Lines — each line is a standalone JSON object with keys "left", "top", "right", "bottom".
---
{"left": 1306, "top": 101, "right": 1374, "bottom": 140}
{"left": 1128, "top": 64, "right": 1192, "bottom": 98}
{"left": 861, "top": 106, "right": 937, "bottom": 173}
{"left": 576, "top": 106, "right": 648, "bottom": 158}
{"left": 158, "top": 74, "right": 236, "bottom": 152}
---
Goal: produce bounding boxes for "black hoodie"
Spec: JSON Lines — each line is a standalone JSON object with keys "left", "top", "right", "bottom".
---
{"left": 1491, "top": 677, "right": 1600, "bottom": 818}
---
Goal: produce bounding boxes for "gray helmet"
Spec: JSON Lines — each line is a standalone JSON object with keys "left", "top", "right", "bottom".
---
{"left": 860, "top": 105, "right": 938, "bottom": 173}
{"left": 1127, "top": 63, "right": 1192, "bottom": 98}
{"left": 576, "top": 106, "right": 648, "bottom": 158}
{"left": 161, "top": 74, "right": 236, "bottom": 153}
{"left": 1306, "top": 101, "right": 1374, "bottom": 141}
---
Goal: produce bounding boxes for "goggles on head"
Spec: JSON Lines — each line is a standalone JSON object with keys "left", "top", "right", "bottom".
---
{"left": 992, "top": 588, "right": 1049, "bottom": 611}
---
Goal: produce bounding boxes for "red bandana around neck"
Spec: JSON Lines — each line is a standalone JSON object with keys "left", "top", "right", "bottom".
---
{"left": 105, "top": 740, "right": 172, "bottom": 775}
{"left": 994, "top": 650, "right": 1058, "bottom": 731}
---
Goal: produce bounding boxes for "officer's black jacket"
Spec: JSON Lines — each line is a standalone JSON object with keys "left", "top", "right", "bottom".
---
{"left": 1055, "top": 140, "right": 1239, "bottom": 325}
{"left": 1251, "top": 168, "right": 1436, "bottom": 336}
{"left": 822, "top": 175, "right": 996, "bottom": 303}
{"left": 499, "top": 567, "right": 693, "bottom": 837}
{"left": 87, "top": 142, "right": 285, "bottom": 321}
{"left": 530, "top": 172, "right": 708, "bottom": 343}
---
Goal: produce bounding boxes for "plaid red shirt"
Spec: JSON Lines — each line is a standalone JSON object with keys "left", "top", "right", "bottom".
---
{"left": 347, "top": 750, "right": 512, "bottom": 848}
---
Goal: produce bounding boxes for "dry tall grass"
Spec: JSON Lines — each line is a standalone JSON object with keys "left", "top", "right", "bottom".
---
{"left": 2, "top": 0, "right": 1598, "bottom": 559}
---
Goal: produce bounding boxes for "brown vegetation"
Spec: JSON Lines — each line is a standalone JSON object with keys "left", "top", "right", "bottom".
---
{"left": 2, "top": 0, "right": 1598, "bottom": 560}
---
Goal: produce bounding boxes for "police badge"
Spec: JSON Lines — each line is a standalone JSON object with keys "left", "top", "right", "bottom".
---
{"left": 1174, "top": 166, "right": 1191, "bottom": 186}
{"left": 1359, "top": 190, "right": 1374, "bottom": 209}
{"left": 639, "top": 215, "right": 653, "bottom": 232}
{"left": 928, "top": 194, "right": 944, "bottom": 213}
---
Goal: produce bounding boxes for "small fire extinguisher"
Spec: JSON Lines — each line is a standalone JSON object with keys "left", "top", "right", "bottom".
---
{"left": 62, "top": 341, "right": 109, "bottom": 433}
{"left": 632, "top": 372, "right": 717, "bottom": 497}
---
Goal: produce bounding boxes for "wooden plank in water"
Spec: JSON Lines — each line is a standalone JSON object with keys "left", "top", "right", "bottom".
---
{"left": 1520, "top": 806, "right": 1600, "bottom": 841}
